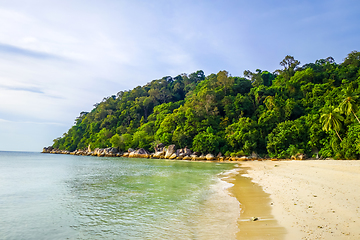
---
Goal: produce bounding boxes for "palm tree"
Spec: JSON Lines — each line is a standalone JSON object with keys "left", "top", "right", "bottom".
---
{"left": 339, "top": 87, "right": 360, "bottom": 124}
{"left": 320, "top": 106, "right": 344, "bottom": 141}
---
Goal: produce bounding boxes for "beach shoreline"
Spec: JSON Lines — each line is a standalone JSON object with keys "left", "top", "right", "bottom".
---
{"left": 236, "top": 160, "right": 360, "bottom": 239}
{"left": 223, "top": 164, "right": 287, "bottom": 240}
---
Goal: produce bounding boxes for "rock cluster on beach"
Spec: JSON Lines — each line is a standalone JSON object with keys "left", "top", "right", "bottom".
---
{"left": 42, "top": 143, "right": 307, "bottom": 161}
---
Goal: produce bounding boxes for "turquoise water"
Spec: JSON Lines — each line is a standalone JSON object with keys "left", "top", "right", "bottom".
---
{"left": 0, "top": 151, "right": 239, "bottom": 239}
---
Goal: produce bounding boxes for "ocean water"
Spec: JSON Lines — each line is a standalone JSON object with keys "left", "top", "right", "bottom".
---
{"left": 0, "top": 151, "right": 240, "bottom": 240}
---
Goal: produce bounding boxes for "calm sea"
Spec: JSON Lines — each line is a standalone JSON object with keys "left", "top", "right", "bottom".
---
{"left": 0, "top": 151, "right": 240, "bottom": 240}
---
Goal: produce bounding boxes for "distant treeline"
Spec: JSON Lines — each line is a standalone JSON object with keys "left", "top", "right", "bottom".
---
{"left": 52, "top": 51, "right": 360, "bottom": 159}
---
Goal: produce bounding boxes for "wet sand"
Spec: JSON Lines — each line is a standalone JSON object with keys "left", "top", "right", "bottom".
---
{"left": 238, "top": 160, "right": 360, "bottom": 239}
{"left": 224, "top": 166, "right": 287, "bottom": 240}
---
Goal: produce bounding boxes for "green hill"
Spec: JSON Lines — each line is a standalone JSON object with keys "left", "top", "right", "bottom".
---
{"left": 52, "top": 51, "right": 360, "bottom": 159}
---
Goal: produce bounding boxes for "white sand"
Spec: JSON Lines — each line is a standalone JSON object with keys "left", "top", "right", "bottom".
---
{"left": 240, "top": 160, "right": 360, "bottom": 239}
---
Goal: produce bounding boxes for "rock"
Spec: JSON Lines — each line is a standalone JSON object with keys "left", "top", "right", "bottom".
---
{"left": 153, "top": 150, "right": 165, "bottom": 158}
{"left": 183, "top": 156, "right": 191, "bottom": 160}
{"left": 128, "top": 148, "right": 150, "bottom": 158}
{"left": 42, "top": 146, "right": 53, "bottom": 153}
{"left": 250, "top": 217, "right": 259, "bottom": 221}
{"left": 128, "top": 148, "right": 135, "bottom": 153}
{"left": 136, "top": 148, "right": 148, "bottom": 155}
{"left": 169, "top": 153, "right": 177, "bottom": 159}
{"left": 165, "top": 145, "right": 176, "bottom": 159}
{"left": 183, "top": 147, "right": 192, "bottom": 156}
{"left": 87, "top": 144, "right": 92, "bottom": 153}
{"left": 216, "top": 152, "right": 222, "bottom": 158}
{"left": 206, "top": 154, "right": 215, "bottom": 160}
{"left": 123, "top": 152, "right": 129, "bottom": 157}
{"left": 251, "top": 152, "right": 258, "bottom": 159}
{"left": 198, "top": 154, "right": 206, "bottom": 160}
{"left": 193, "top": 152, "right": 201, "bottom": 157}
{"left": 292, "top": 153, "right": 306, "bottom": 160}
{"left": 110, "top": 147, "right": 119, "bottom": 153}
{"left": 297, "top": 153, "right": 306, "bottom": 160}
{"left": 154, "top": 143, "right": 165, "bottom": 153}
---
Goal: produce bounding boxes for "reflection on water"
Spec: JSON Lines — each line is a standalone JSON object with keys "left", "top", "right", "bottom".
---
{"left": 0, "top": 152, "right": 239, "bottom": 239}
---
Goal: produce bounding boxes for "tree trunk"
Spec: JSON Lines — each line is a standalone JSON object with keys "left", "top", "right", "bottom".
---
{"left": 335, "top": 129, "right": 342, "bottom": 142}
{"left": 352, "top": 110, "right": 360, "bottom": 124}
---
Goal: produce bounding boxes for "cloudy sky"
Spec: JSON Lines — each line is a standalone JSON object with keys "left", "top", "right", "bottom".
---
{"left": 0, "top": 0, "right": 359, "bottom": 151}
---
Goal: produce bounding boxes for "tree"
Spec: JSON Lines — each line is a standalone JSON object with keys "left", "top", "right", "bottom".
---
{"left": 339, "top": 87, "right": 360, "bottom": 124}
{"left": 320, "top": 106, "right": 344, "bottom": 141}
{"left": 217, "top": 70, "right": 234, "bottom": 94}
{"left": 277, "top": 55, "right": 300, "bottom": 80}
{"left": 192, "top": 127, "right": 221, "bottom": 154}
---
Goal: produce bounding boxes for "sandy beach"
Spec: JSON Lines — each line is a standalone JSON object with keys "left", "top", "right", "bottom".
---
{"left": 232, "top": 160, "right": 360, "bottom": 240}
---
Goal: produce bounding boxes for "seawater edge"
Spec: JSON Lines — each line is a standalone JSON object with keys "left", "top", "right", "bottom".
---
{"left": 40, "top": 149, "right": 289, "bottom": 239}
{"left": 0, "top": 152, "right": 239, "bottom": 239}
{"left": 222, "top": 163, "right": 287, "bottom": 240}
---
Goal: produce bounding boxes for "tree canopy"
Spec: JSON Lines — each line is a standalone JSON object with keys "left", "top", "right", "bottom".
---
{"left": 52, "top": 51, "right": 360, "bottom": 159}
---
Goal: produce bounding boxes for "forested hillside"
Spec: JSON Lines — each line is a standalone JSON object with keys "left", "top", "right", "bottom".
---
{"left": 52, "top": 51, "right": 360, "bottom": 159}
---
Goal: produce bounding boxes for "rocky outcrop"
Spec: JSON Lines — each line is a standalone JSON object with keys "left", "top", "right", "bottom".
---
{"left": 43, "top": 143, "right": 263, "bottom": 162}
{"left": 165, "top": 145, "right": 176, "bottom": 158}
{"left": 169, "top": 153, "right": 177, "bottom": 159}
{"left": 42, "top": 146, "right": 53, "bottom": 153}
{"left": 176, "top": 147, "right": 192, "bottom": 157}
{"left": 291, "top": 153, "right": 306, "bottom": 160}
{"left": 206, "top": 154, "right": 215, "bottom": 160}
{"left": 155, "top": 143, "right": 165, "bottom": 153}
{"left": 128, "top": 148, "right": 150, "bottom": 158}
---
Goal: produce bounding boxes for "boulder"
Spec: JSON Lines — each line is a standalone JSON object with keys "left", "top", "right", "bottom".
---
{"left": 128, "top": 148, "right": 135, "bottom": 153}
{"left": 165, "top": 145, "right": 176, "bottom": 159}
{"left": 183, "top": 147, "right": 192, "bottom": 156}
{"left": 198, "top": 154, "right": 206, "bottom": 160}
{"left": 110, "top": 147, "right": 119, "bottom": 153}
{"left": 153, "top": 150, "right": 165, "bottom": 158}
{"left": 42, "top": 146, "right": 53, "bottom": 153}
{"left": 183, "top": 156, "right": 191, "bottom": 160}
{"left": 136, "top": 148, "right": 148, "bottom": 155}
{"left": 251, "top": 152, "right": 258, "bottom": 159}
{"left": 155, "top": 143, "right": 165, "bottom": 152}
{"left": 193, "top": 152, "right": 201, "bottom": 157}
{"left": 206, "top": 154, "right": 215, "bottom": 160}
{"left": 169, "top": 153, "right": 177, "bottom": 159}
{"left": 216, "top": 152, "right": 222, "bottom": 158}
{"left": 134, "top": 148, "right": 150, "bottom": 158}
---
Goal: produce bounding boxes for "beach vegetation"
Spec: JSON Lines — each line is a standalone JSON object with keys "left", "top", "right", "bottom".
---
{"left": 51, "top": 50, "right": 360, "bottom": 159}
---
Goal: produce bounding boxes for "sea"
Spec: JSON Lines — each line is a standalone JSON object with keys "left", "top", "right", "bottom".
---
{"left": 0, "top": 151, "right": 240, "bottom": 240}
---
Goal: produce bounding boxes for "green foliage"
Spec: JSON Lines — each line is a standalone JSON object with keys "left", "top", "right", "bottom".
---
{"left": 51, "top": 51, "right": 360, "bottom": 159}
{"left": 225, "top": 118, "right": 259, "bottom": 155}
{"left": 192, "top": 127, "right": 221, "bottom": 154}
{"left": 267, "top": 117, "right": 309, "bottom": 158}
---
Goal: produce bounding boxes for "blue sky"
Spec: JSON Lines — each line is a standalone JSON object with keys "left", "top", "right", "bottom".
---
{"left": 0, "top": 0, "right": 359, "bottom": 151}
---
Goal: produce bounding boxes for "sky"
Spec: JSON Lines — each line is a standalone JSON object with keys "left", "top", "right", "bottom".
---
{"left": 0, "top": 0, "right": 359, "bottom": 151}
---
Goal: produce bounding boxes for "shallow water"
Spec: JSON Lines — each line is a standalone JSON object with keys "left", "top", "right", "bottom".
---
{"left": 0, "top": 151, "right": 239, "bottom": 240}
